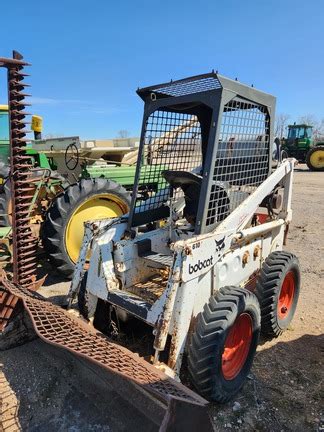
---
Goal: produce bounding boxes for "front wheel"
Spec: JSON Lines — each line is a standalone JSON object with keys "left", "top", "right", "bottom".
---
{"left": 256, "top": 251, "right": 300, "bottom": 337}
{"left": 188, "top": 287, "right": 261, "bottom": 403}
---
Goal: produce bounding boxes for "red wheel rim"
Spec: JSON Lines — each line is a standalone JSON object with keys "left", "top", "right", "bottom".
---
{"left": 222, "top": 313, "right": 253, "bottom": 380}
{"left": 278, "top": 271, "right": 295, "bottom": 320}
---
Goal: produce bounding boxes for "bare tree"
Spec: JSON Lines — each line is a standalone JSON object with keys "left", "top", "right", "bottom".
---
{"left": 275, "top": 113, "right": 290, "bottom": 139}
{"left": 298, "top": 115, "right": 324, "bottom": 140}
{"left": 298, "top": 114, "right": 317, "bottom": 126}
{"left": 117, "top": 129, "right": 129, "bottom": 139}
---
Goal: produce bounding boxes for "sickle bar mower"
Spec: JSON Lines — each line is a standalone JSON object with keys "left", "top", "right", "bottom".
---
{"left": 0, "top": 51, "right": 39, "bottom": 330}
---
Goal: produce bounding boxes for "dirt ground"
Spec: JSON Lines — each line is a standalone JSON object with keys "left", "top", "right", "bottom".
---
{"left": 1, "top": 164, "right": 323, "bottom": 432}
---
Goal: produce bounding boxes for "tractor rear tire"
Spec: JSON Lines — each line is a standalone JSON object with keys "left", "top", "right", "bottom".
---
{"left": 256, "top": 251, "right": 300, "bottom": 337}
{"left": 306, "top": 146, "right": 324, "bottom": 171}
{"left": 42, "top": 178, "right": 131, "bottom": 278}
{"left": 188, "top": 287, "right": 261, "bottom": 403}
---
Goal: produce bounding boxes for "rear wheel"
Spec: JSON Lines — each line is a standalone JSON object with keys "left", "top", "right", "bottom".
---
{"left": 256, "top": 251, "right": 300, "bottom": 337}
{"left": 306, "top": 146, "right": 324, "bottom": 171}
{"left": 188, "top": 287, "right": 260, "bottom": 402}
{"left": 42, "top": 178, "right": 131, "bottom": 278}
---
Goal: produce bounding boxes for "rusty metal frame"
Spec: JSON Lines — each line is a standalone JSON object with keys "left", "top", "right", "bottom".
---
{"left": 0, "top": 51, "right": 38, "bottom": 330}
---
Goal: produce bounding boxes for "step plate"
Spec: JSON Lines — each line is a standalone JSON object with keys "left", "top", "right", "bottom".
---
{"left": 127, "top": 275, "right": 167, "bottom": 304}
{"left": 141, "top": 252, "right": 174, "bottom": 268}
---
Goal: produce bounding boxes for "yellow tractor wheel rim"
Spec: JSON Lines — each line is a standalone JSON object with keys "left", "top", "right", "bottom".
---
{"left": 310, "top": 149, "right": 324, "bottom": 169}
{"left": 65, "top": 194, "right": 128, "bottom": 263}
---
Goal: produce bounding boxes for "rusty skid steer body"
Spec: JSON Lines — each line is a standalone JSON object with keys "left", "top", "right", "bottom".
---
{"left": 69, "top": 73, "right": 299, "bottom": 412}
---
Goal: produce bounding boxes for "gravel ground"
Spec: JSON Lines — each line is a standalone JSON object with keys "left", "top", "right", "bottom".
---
{"left": 1, "top": 164, "right": 323, "bottom": 431}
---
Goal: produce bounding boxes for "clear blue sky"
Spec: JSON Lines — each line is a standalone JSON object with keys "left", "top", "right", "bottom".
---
{"left": 1, "top": 0, "right": 323, "bottom": 138}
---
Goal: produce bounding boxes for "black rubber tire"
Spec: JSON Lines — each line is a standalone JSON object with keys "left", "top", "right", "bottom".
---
{"left": 188, "top": 287, "right": 261, "bottom": 403}
{"left": 42, "top": 178, "right": 131, "bottom": 278}
{"left": 77, "top": 271, "right": 97, "bottom": 320}
{"left": 306, "top": 146, "right": 324, "bottom": 171}
{"left": 78, "top": 271, "right": 112, "bottom": 333}
{"left": 256, "top": 251, "right": 300, "bottom": 337}
{"left": 78, "top": 271, "right": 89, "bottom": 319}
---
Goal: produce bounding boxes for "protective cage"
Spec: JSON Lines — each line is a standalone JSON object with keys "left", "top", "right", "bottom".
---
{"left": 128, "top": 73, "right": 275, "bottom": 234}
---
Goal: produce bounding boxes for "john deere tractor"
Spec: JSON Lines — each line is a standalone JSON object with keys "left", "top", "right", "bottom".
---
{"left": 0, "top": 104, "right": 133, "bottom": 277}
{"left": 282, "top": 123, "right": 324, "bottom": 171}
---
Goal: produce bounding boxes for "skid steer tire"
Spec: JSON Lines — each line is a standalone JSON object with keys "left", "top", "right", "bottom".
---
{"left": 256, "top": 251, "right": 300, "bottom": 338}
{"left": 78, "top": 272, "right": 97, "bottom": 320}
{"left": 188, "top": 287, "right": 260, "bottom": 403}
{"left": 306, "top": 146, "right": 324, "bottom": 171}
{"left": 42, "top": 178, "right": 131, "bottom": 278}
{"left": 78, "top": 271, "right": 111, "bottom": 333}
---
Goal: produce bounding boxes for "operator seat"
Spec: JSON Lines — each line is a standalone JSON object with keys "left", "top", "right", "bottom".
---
{"left": 162, "top": 170, "right": 230, "bottom": 226}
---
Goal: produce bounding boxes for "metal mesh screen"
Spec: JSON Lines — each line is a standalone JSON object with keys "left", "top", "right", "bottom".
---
{"left": 133, "top": 110, "right": 202, "bottom": 216}
{"left": 205, "top": 98, "right": 270, "bottom": 227}
{"left": 152, "top": 75, "right": 221, "bottom": 98}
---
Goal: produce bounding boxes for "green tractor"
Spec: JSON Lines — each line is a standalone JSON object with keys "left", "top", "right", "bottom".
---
{"left": 0, "top": 104, "right": 133, "bottom": 277}
{"left": 282, "top": 123, "right": 324, "bottom": 171}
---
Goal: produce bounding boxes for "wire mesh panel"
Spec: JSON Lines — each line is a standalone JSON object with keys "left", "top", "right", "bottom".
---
{"left": 205, "top": 98, "right": 270, "bottom": 228}
{"left": 133, "top": 110, "right": 202, "bottom": 219}
{"left": 151, "top": 75, "right": 222, "bottom": 98}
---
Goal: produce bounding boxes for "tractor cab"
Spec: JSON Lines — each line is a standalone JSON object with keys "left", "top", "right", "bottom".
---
{"left": 287, "top": 123, "right": 313, "bottom": 143}
{"left": 283, "top": 123, "right": 314, "bottom": 161}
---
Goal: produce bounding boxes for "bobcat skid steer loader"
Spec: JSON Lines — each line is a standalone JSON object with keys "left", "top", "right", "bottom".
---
{"left": 68, "top": 73, "right": 300, "bottom": 408}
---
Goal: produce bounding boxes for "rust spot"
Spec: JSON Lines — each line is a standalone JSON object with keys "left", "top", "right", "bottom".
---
{"left": 253, "top": 245, "right": 261, "bottom": 259}
{"left": 184, "top": 246, "right": 192, "bottom": 256}
{"left": 168, "top": 328, "right": 179, "bottom": 370}
{"left": 244, "top": 270, "right": 260, "bottom": 292}
{"left": 242, "top": 251, "right": 250, "bottom": 266}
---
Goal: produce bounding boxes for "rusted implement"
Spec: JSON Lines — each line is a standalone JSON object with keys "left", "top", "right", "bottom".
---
{"left": 0, "top": 52, "right": 38, "bottom": 330}
{"left": 1, "top": 278, "right": 213, "bottom": 431}
{"left": 0, "top": 52, "right": 38, "bottom": 287}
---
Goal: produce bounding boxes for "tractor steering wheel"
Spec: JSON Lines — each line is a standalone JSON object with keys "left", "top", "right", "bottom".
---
{"left": 65, "top": 143, "right": 79, "bottom": 170}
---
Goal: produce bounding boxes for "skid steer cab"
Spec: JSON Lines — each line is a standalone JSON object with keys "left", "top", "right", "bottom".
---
{"left": 68, "top": 73, "right": 300, "bottom": 403}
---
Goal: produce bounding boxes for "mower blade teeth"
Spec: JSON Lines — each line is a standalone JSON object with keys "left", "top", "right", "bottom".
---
{"left": 0, "top": 53, "right": 38, "bottom": 292}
